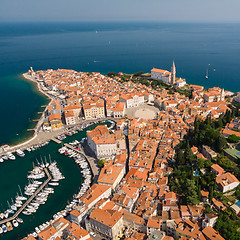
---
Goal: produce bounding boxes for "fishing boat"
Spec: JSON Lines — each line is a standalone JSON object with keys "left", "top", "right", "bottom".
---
{"left": 0, "top": 227, "right": 3, "bottom": 234}
{"left": 0, "top": 158, "right": 3, "bottom": 163}
{"left": 205, "top": 69, "right": 208, "bottom": 79}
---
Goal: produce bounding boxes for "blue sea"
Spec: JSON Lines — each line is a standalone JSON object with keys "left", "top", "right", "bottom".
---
{"left": 0, "top": 21, "right": 240, "bottom": 145}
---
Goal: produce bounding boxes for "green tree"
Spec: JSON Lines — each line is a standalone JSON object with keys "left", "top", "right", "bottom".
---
{"left": 98, "top": 159, "right": 106, "bottom": 168}
{"left": 209, "top": 185, "right": 213, "bottom": 204}
{"left": 228, "top": 134, "right": 240, "bottom": 143}
{"left": 176, "top": 149, "right": 185, "bottom": 165}
{"left": 185, "top": 179, "right": 199, "bottom": 205}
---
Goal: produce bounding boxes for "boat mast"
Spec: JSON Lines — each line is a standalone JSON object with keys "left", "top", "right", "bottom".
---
{"left": 18, "top": 185, "right": 23, "bottom": 196}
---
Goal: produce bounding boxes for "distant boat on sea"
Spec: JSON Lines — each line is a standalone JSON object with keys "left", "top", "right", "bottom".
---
{"left": 205, "top": 69, "right": 209, "bottom": 79}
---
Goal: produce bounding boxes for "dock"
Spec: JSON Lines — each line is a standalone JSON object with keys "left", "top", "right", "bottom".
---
{"left": 0, "top": 168, "right": 52, "bottom": 225}
{"left": 64, "top": 143, "right": 99, "bottom": 178}
{"left": 51, "top": 138, "right": 62, "bottom": 144}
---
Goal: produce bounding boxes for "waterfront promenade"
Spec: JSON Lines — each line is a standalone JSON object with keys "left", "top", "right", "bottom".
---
{"left": 0, "top": 168, "right": 52, "bottom": 225}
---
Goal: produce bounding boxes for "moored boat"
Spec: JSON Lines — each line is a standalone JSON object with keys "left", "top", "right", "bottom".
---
{"left": 22, "top": 210, "right": 32, "bottom": 215}
{"left": 6, "top": 221, "right": 13, "bottom": 231}
{"left": 2, "top": 224, "right": 7, "bottom": 233}
{"left": 6, "top": 152, "right": 16, "bottom": 160}
{"left": 16, "top": 218, "right": 23, "bottom": 223}
{"left": 16, "top": 149, "right": 25, "bottom": 157}
{"left": 12, "top": 219, "right": 19, "bottom": 227}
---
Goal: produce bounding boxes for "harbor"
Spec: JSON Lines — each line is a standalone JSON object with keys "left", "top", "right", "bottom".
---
{"left": 0, "top": 168, "right": 52, "bottom": 226}
{"left": 0, "top": 121, "right": 109, "bottom": 239}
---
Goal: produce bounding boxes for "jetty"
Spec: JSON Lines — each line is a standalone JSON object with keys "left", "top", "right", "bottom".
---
{"left": 51, "top": 137, "right": 62, "bottom": 144}
{"left": 0, "top": 168, "right": 52, "bottom": 225}
{"left": 51, "top": 138, "right": 98, "bottom": 176}
{"left": 27, "top": 129, "right": 35, "bottom": 132}
{"left": 64, "top": 143, "right": 99, "bottom": 178}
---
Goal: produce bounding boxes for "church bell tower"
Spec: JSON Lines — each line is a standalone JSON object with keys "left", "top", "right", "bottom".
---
{"left": 171, "top": 61, "right": 176, "bottom": 85}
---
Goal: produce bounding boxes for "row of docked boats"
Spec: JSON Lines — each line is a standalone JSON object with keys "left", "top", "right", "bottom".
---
{"left": 58, "top": 143, "right": 92, "bottom": 201}
{"left": 30, "top": 209, "right": 68, "bottom": 238}
{"left": 23, "top": 161, "right": 64, "bottom": 216}
{"left": 0, "top": 158, "right": 64, "bottom": 236}
{"left": 0, "top": 140, "right": 50, "bottom": 163}
{"left": 65, "top": 129, "right": 78, "bottom": 136}
{"left": 56, "top": 134, "right": 66, "bottom": 141}
{"left": 0, "top": 218, "right": 23, "bottom": 234}
{"left": 48, "top": 161, "right": 65, "bottom": 186}
{"left": 26, "top": 130, "right": 95, "bottom": 238}
{"left": 22, "top": 187, "right": 55, "bottom": 216}
{"left": 0, "top": 152, "right": 16, "bottom": 162}
{"left": 25, "top": 140, "right": 50, "bottom": 152}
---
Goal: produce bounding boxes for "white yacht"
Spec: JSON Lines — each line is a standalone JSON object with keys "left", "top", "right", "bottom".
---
{"left": 16, "top": 149, "right": 25, "bottom": 157}
{"left": 26, "top": 147, "right": 31, "bottom": 152}
{"left": 49, "top": 182, "right": 59, "bottom": 186}
{"left": 22, "top": 210, "right": 31, "bottom": 215}
{"left": 1, "top": 155, "right": 8, "bottom": 160}
{"left": 6, "top": 152, "right": 16, "bottom": 160}
{"left": 12, "top": 219, "right": 19, "bottom": 227}
{"left": 16, "top": 218, "right": 23, "bottom": 223}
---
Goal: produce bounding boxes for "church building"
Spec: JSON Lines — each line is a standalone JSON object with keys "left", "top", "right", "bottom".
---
{"left": 151, "top": 61, "right": 176, "bottom": 85}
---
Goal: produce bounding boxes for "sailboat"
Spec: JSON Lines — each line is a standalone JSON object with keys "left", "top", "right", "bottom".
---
{"left": 17, "top": 185, "right": 27, "bottom": 201}
{"left": 205, "top": 69, "right": 209, "bottom": 79}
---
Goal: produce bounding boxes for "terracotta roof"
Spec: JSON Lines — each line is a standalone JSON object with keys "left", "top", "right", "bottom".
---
{"left": 202, "top": 226, "right": 225, "bottom": 240}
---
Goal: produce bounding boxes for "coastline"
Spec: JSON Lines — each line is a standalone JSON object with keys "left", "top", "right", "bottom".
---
{"left": 2, "top": 73, "right": 59, "bottom": 153}
{"left": 22, "top": 73, "right": 52, "bottom": 134}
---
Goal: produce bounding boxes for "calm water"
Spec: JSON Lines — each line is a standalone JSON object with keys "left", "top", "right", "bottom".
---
{"left": 0, "top": 22, "right": 240, "bottom": 145}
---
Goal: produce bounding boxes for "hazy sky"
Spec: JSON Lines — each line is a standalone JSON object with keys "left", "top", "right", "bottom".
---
{"left": 1, "top": 0, "right": 240, "bottom": 23}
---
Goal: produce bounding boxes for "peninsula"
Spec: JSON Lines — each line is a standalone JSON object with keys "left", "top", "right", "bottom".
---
{"left": 1, "top": 63, "right": 240, "bottom": 240}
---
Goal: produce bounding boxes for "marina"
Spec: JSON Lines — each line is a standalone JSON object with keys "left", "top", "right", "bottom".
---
{"left": 0, "top": 121, "right": 109, "bottom": 239}
{"left": 0, "top": 168, "right": 52, "bottom": 226}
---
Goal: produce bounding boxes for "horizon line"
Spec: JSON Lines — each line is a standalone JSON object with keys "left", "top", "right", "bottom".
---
{"left": 1, "top": 20, "right": 240, "bottom": 24}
